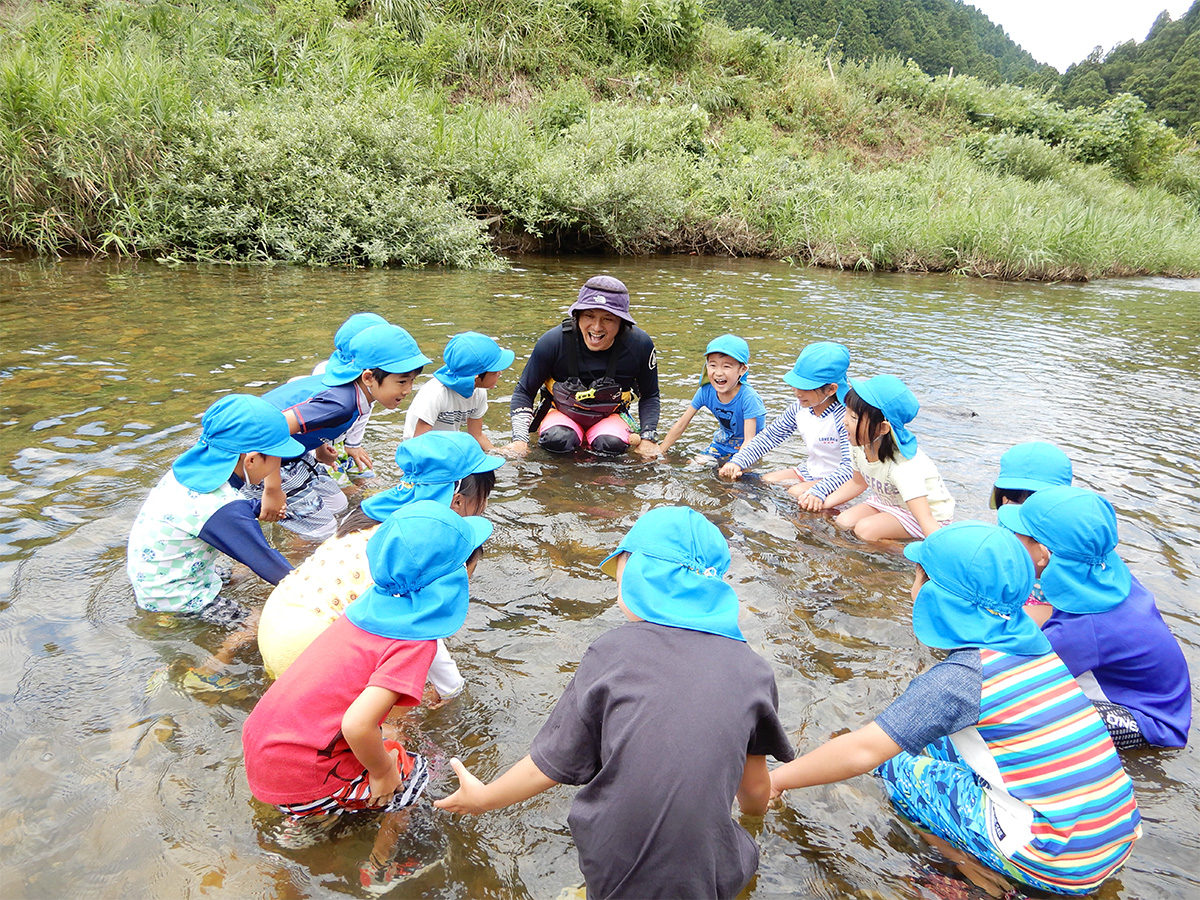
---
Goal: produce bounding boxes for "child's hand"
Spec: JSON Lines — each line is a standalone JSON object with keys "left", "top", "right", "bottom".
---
{"left": 314, "top": 443, "right": 339, "bottom": 466}
{"left": 796, "top": 491, "right": 825, "bottom": 513}
{"left": 367, "top": 746, "right": 404, "bottom": 807}
{"left": 259, "top": 487, "right": 287, "bottom": 522}
{"left": 499, "top": 441, "right": 528, "bottom": 458}
{"left": 346, "top": 446, "right": 373, "bottom": 472}
{"left": 719, "top": 462, "right": 743, "bottom": 480}
{"left": 433, "top": 757, "right": 488, "bottom": 815}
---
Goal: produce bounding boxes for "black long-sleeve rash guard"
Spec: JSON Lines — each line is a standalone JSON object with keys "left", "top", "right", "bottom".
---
{"left": 510, "top": 321, "right": 660, "bottom": 442}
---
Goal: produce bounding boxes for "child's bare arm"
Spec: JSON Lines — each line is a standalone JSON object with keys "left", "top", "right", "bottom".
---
{"left": 412, "top": 418, "right": 434, "bottom": 437}
{"left": 735, "top": 755, "right": 771, "bottom": 816}
{"left": 466, "top": 416, "right": 494, "bottom": 451}
{"left": 817, "top": 471, "right": 868, "bottom": 509}
{"left": 343, "top": 685, "right": 407, "bottom": 805}
{"left": 434, "top": 754, "right": 558, "bottom": 815}
{"left": 259, "top": 461, "right": 287, "bottom": 521}
{"left": 904, "top": 495, "right": 942, "bottom": 536}
{"left": 770, "top": 723, "right": 901, "bottom": 796}
{"left": 656, "top": 408, "right": 698, "bottom": 456}
{"left": 742, "top": 418, "right": 758, "bottom": 444}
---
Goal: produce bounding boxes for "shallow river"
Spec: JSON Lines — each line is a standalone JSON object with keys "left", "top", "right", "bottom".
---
{"left": 1, "top": 257, "right": 1197, "bottom": 900}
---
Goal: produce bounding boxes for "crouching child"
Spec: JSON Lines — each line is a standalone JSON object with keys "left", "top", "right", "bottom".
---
{"left": 435, "top": 505, "right": 794, "bottom": 900}
{"left": 242, "top": 501, "right": 491, "bottom": 890}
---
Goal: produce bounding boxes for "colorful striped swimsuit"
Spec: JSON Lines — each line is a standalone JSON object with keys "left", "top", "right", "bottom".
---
{"left": 878, "top": 649, "right": 1140, "bottom": 894}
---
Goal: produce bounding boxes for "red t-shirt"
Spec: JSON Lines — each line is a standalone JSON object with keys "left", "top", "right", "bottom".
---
{"left": 242, "top": 615, "right": 435, "bottom": 804}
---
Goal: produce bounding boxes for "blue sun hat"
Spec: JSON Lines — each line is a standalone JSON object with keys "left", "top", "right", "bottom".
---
{"left": 361, "top": 431, "right": 505, "bottom": 522}
{"left": 567, "top": 274, "right": 636, "bottom": 324}
{"left": 783, "top": 342, "right": 851, "bottom": 402}
{"left": 323, "top": 323, "right": 432, "bottom": 386}
{"left": 345, "top": 500, "right": 492, "bottom": 640}
{"left": 321, "top": 312, "right": 388, "bottom": 385}
{"left": 997, "top": 486, "right": 1131, "bottom": 614}
{"left": 989, "top": 441, "right": 1074, "bottom": 509}
{"left": 849, "top": 374, "right": 920, "bottom": 459}
{"left": 434, "top": 332, "right": 516, "bottom": 399}
{"left": 700, "top": 334, "right": 750, "bottom": 385}
{"left": 599, "top": 506, "right": 744, "bottom": 641}
{"left": 172, "top": 395, "right": 305, "bottom": 493}
{"left": 904, "top": 521, "right": 1049, "bottom": 656}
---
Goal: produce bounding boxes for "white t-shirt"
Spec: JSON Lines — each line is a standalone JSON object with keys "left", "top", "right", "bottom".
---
{"left": 851, "top": 445, "right": 956, "bottom": 522}
{"left": 403, "top": 378, "right": 488, "bottom": 439}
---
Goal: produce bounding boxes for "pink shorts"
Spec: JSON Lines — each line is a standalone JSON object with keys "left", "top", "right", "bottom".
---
{"left": 539, "top": 408, "right": 631, "bottom": 448}
{"left": 864, "top": 497, "right": 952, "bottom": 540}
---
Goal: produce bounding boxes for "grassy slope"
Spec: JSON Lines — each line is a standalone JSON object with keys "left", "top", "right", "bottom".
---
{"left": 2, "top": 0, "right": 1198, "bottom": 280}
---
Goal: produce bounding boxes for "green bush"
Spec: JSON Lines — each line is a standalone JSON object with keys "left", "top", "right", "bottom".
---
{"left": 962, "top": 131, "right": 1070, "bottom": 182}
{"left": 140, "top": 93, "right": 495, "bottom": 267}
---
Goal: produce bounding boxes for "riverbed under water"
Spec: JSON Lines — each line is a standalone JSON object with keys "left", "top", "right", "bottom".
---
{"left": 1, "top": 256, "right": 1197, "bottom": 899}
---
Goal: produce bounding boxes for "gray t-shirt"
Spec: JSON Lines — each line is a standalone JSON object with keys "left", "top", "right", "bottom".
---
{"left": 530, "top": 621, "right": 795, "bottom": 900}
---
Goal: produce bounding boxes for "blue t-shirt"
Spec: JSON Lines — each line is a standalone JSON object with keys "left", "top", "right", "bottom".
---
{"left": 690, "top": 382, "right": 766, "bottom": 457}
{"left": 1044, "top": 576, "right": 1191, "bottom": 747}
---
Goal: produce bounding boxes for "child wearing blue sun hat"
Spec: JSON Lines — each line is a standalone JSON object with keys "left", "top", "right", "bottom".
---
{"left": 808, "top": 374, "right": 955, "bottom": 541}
{"left": 720, "top": 341, "right": 854, "bottom": 508}
{"left": 404, "top": 331, "right": 515, "bottom": 451}
{"left": 999, "top": 486, "right": 1191, "bottom": 749}
{"left": 771, "top": 521, "right": 1141, "bottom": 896}
{"left": 310, "top": 312, "right": 388, "bottom": 483}
{"left": 436, "top": 506, "right": 794, "bottom": 899}
{"left": 257, "top": 432, "right": 503, "bottom": 688}
{"left": 656, "top": 334, "right": 767, "bottom": 462}
{"left": 128, "top": 394, "right": 303, "bottom": 620}
{"left": 248, "top": 323, "right": 432, "bottom": 542}
{"left": 243, "top": 500, "right": 491, "bottom": 884}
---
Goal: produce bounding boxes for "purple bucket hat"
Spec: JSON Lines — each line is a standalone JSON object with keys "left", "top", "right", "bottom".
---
{"left": 567, "top": 275, "right": 636, "bottom": 325}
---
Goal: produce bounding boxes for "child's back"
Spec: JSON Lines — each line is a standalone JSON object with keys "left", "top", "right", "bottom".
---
{"left": 530, "top": 619, "right": 787, "bottom": 898}
{"left": 436, "top": 506, "right": 793, "bottom": 900}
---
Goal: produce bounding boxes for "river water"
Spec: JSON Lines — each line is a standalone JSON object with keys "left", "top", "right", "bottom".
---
{"left": 1, "top": 257, "right": 1196, "bottom": 899}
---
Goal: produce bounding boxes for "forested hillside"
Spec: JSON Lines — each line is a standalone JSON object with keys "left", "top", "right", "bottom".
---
{"left": 709, "top": 0, "right": 1055, "bottom": 85}
{"left": 1059, "top": 2, "right": 1200, "bottom": 133}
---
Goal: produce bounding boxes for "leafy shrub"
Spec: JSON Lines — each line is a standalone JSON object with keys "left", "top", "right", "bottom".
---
{"left": 962, "top": 132, "right": 1070, "bottom": 181}
{"left": 141, "top": 93, "right": 494, "bottom": 267}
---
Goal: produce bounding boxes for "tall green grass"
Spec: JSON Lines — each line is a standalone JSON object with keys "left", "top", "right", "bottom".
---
{"left": 2, "top": 0, "right": 1198, "bottom": 277}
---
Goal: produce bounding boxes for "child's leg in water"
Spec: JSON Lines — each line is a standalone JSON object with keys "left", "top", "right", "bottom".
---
{"left": 785, "top": 479, "right": 821, "bottom": 499}
{"left": 762, "top": 467, "right": 801, "bottom": 484}
{"left": 836, "top": 505, "right": 911, "bottom": 541}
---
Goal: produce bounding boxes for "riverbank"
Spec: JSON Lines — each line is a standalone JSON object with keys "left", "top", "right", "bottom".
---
{"left": 3, "top": 0, "right": 1199, "bottom": 279}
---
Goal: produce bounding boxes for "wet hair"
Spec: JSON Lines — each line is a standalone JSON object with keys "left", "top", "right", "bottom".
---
{"left": 369, "top": 366, "right": 424, "bottom": 382}
{"left": 337, "top": 507, "right": 380, "bottom": 538}
{"left": 844, "top": 387, "right": 898, "bottom": 463}
{"left": 456, "top": 469, "right": 496, "bottom": 511}
{"left": 991, "top": 487, "right": 1035, "bottom": 508}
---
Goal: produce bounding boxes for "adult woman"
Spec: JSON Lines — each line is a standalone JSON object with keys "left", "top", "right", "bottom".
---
{"left": 507, "top": 275, "right": 661, "bottom": 456}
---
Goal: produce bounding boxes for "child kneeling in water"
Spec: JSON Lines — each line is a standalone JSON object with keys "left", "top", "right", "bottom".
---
{"left": 999, "top": 486, "right": 1191, "bottom": 749}
{"left": 242, "top": 501, "right": 492, "bottom": 889}
{"left": 720, "top": 341, "right": 853, "bottom": 507}
{"left": 436, "top": 506, "right": 794, "bottom": 900}
{"left": 810, "top": 374, "right": 954, "bottom": 540}
{"left": 771, "top": 522, "right": 1141, "bottom": 896}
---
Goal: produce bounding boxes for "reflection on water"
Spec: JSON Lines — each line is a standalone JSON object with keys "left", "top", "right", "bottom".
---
{"left": 1, "top": 258, "right": 1197, "bottom": 899}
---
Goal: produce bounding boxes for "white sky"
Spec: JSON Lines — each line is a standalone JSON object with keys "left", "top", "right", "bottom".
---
{"left": 965, "top": 1, "right": 1195, "bottom": 71}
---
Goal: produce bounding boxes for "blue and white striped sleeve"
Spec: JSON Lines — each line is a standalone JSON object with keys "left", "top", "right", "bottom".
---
{"left": 728, "top": 401, "right": 800, "bottom": 470}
